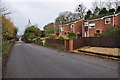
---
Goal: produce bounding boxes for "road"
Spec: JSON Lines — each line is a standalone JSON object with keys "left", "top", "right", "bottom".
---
{"left": 3, "top": 41, "right": 119, "bottom": 78}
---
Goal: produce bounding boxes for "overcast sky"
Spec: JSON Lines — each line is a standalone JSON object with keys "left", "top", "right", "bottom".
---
{"left": 3, "top": 0, "right": 102, "bottom": 35}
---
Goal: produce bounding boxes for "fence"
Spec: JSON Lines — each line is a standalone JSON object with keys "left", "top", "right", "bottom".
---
{"left": 46, "top": 37, "right": 120, "bottom": 51}
{"left": 46, "top": 39, "right": 64, "bottom": 45}
{"left": 65, "top": 37, "right": 120, "bottom": 51}
{"left": 45, "top": 39, "right": 64, "bottom": 50}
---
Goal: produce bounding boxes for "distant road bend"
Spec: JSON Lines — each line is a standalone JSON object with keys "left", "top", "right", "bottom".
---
{"left": 3, "top": 41, "right": 119, "bottom": 78}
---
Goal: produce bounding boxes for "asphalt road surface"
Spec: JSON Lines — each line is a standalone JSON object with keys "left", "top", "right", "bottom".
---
{"left": 3, "top": 41, "right": 119, "bottom": 78}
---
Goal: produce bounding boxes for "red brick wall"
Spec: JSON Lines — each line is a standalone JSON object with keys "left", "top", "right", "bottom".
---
{"left": 89, "top": 14, "right": 120, "bottom": 37}
{"left": 73, "top": 21, "right": 82, "bottom": 35}
{"left": 59, "top": 25, "right": 71, "bottom": 35}
{"left": 59, "top": 21, "right": 83, "bottom": 35}
{"left": 59, "top": 13, "right": 120, "bottom": 37}
{"left": 114, "top": 15, "right": 118, "bottom": 25}
{"left": 64, "top": 24, "right": 71, "bottom": 33}
{"left": 88, "top": 19, "right": 104, "bottom": 37}
{"left": 88, "top": 16, "right": 115, "bottom": 37}
{"left": 118, "top": 13, "right": 120, "bottom": 26}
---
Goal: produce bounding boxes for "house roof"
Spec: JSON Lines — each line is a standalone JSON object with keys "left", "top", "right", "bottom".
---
{"left": 87, "top": 12, "right": 120, "bottom": 22}
{"left": 58, "top": 12, "right": 120, "bottom": 27}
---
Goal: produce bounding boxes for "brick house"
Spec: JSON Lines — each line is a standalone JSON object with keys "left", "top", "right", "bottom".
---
{"left": 83, "top": 12, "right": 120, "bottom": 37}
{"left": 58, "top": 12, "right": 120, "bottom": 37}
{"left": 59, "top": 20, "right": 83, "bottom": 37}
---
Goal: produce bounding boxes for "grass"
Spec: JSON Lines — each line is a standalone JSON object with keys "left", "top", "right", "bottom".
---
{"left": 2, "top": 41, "right": 15, "bottom": 61}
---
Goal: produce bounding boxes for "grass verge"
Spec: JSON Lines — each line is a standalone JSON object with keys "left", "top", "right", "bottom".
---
{"left": 2, "top": 41, "right": 15, "bottom": 61}
{"left": 2, "top": 41, "right": 15, "bottom": 77}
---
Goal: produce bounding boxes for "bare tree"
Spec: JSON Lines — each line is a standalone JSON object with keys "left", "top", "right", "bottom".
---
{"left": 91, "top": 1, "right": 99, "bottom": 13}
{"left": 105, "top": 0, "right": 113, "bottom": 10}
{"left": 114, "top": 0, "right": 120, "bottom": 10}
{"left": 98, "top": 0, "right": 105, "bottom": 9}
{"left": 55, "top": 11, "right": 79, "bottom": 25}
{"left": 75, "top": 3, "right": 86, "bottom": 19}
{"left": 0, "top": 1, "right": 11, "bottom": 16}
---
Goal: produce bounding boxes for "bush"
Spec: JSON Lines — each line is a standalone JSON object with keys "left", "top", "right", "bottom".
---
{"left": 58, "top": 35, "right": 69, "bottom": 39}
{"left": 101, "top": 25, "right": 120, "bottom": 37}
{"left": 50, "top": 34, "right": 58, "bottom": 39}
{"left": 69, "top": 32, "right": 75, "bottom": 37}
{"left": 36, "top": 37, "right": 41, "bottom": 42}
{"left": 29, "top": 36, "right": 35, "bottom": 41}
{"left": 69, "top": 32, "right": 76, "bottom": 39}
{"left": 22, "top": 25, "right": 42, "bottom": 43}
{"left": 64, "top": 37, "right": 69, "bottom": 39}
{"left": 59, "top": 36, "right": 64, "bottom": 39}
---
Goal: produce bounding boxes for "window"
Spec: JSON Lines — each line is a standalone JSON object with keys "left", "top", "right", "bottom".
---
{"left": 96, "top": 30, "right": 100, "bottom": 33}
{"left": 105, "top": 18, "right": 111, "bottom": 24}
{"left": 65, "top": 32, "right": 66, "bottom": 35}
{"left": 61, "top": 27, "right": 64, "bottom": 31}
{"left": 89, "top": 23, "right": 95, "bottom": 28}
{"left": 84, "top": 22, "right": 89, "bottom": 26}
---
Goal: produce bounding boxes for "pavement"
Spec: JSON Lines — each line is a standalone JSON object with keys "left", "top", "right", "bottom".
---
{"left": 3, "top": 41, "right": 119, "bottom": 78}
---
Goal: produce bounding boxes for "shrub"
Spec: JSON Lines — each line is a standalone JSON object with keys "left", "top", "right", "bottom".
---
{"left": 29, "top": 36, "right": 35, "bottom": 41}
{"left": 59, "top": 36, "right": 64, "bottom": 39}
{"left": 58, "top": 35, "right": 69, "bottom": 39}
{"left": 69, "top": 32, "right": 76, "bottom": 39}
{"left": 36, "top": 37, "right": 41, "bottom": 42}
{"left": 64, "top": 37, "right": 69, "bottom": 39}
{"left": 50, "top": 34, "right": 58, "bottom": 39}
{"left": 101, "top": 25, "right": 120, "bottom": 37}
{"left": 69, "top": 32, "right": 75, "bottom": 37}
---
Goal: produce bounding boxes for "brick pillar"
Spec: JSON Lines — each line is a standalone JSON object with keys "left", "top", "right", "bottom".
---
{"left": 64, "top": 40, "right": 66, "bottom": 50}
{"left": 69, "top": 40, "right": 73, "bottom": 51}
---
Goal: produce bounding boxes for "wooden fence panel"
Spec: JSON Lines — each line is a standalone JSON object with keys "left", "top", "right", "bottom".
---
{"left": 90, "top": 37, "right": 101, "bottom": 47}
{"left": 100, "top": 37, "right": 116, "bottom": 47}
{"left": 66, "top": 40, "right": 69, "bottom": 50}
{"left": 72, "top": 37, "right": 120, "bottom": 50}
{"left": 117, "top": 37, "right": 120, "bottom": 48}
{"left": 73, "top": 38, "right": 85, "bottom": 50}
{"left": 46, "top": 39, "right": 64, "bottom": 45}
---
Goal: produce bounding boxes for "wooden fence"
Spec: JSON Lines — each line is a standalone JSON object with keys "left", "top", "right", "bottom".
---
{"left": 45, "top": 39, "right": 64, "bottom": 50}
{"left": 46, "top": 39, "right": 64, "bottom": 45}
{"left": 73, "top": 37, "right": 120, "bottom": 50}
{"left": 46, "top": 37, "right": 120, "bottom": 51}
{"left": 65, "top": 37, "right": 120, "bottom": 51}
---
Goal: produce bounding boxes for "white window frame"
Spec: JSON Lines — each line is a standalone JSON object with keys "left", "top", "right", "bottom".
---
{"left": 71, "top": 24, "right": 74, "bottom": 32}
{"left": 105, "top": 18, "right": 111, "bottom": 24}
{"left": 61, "top": 27, "right": 64, "bottom": 31}
{"left": 89, "top": 23, "right": 95, "bottom": 29}
{"left": 84, "top": 22, "right": 89, "bottom": 26}
{"left": 84, "top": 31, "right": 89, "bottom": 37}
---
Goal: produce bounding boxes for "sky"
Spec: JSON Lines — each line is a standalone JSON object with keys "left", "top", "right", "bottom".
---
{"left": 3, "top": 0, "right": 101, "bottom": 35}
